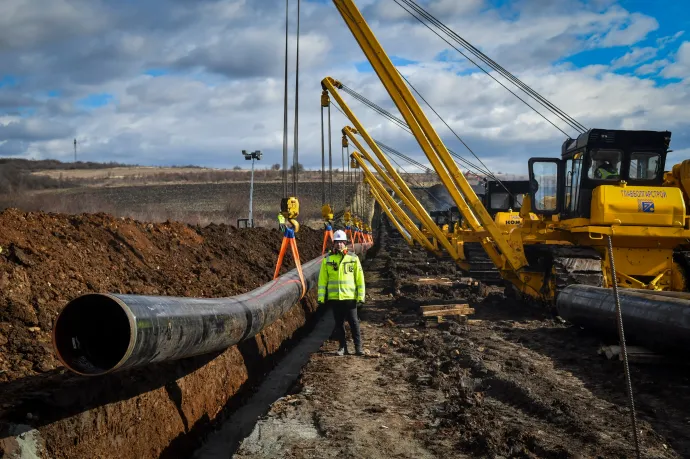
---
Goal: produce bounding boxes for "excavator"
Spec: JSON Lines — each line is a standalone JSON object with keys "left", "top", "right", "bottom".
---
{"left": 330, "top": 0, "right": 690, "bottom": 333}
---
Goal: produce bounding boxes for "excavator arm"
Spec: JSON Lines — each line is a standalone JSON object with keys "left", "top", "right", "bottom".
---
{"left": 330, "top": 0, "right": 527, "bottom": 271}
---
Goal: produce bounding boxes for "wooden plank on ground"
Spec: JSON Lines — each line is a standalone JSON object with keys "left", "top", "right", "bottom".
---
{"left": 416, "top": 277, "right": 454, "bottom": 285}
{"left": 420, "top": 304, "right": 469, "bottom": 312}
{"left": 422, "top": 307, "right": 475, "bottom": 317}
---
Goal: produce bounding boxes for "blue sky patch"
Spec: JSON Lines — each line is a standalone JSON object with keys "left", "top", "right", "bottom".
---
{"left": 144, "top": 68, "right": 170, "bottom": 77}
{"left": 0, "top": 75, "right": 18, "bottom": 88}
{"left": 355, "top": 56, "right": 418, "bottom": 73}
{"left": 77, "top": 93, "right": 115, "bottom": 109}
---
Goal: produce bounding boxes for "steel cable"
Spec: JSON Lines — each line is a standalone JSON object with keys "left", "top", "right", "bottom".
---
{"left": 340, "top": 84, "right": 498, "bottom": 178}
{"left": 399, "top": 0, "right": 588, "bottom": 133}
{"left": 292, "top": 0, "right": 301, "bottom": 196}
{"left": 282, "top": 0, "right": 289, "bottom": 198}
{"left": 393, "top": 0, "right": 586, "bottom": 135}
{"left": 338, "top": 84, "right": 514, "bottom": 197}
{"left": 321, "top": 106, "right": 326, "bottom": 205}
{"left": 606, "top": 235, "right": 642, "bottom": 459}
{"left": 328, "top": 104, "right": 333, "bottom": 204}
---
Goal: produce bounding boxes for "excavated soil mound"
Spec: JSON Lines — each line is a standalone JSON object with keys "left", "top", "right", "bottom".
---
{"left": 0, "top": 208, "right": 324, "bottom": 458}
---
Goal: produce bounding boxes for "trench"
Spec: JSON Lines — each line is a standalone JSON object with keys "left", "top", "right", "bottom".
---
{"left": 192, "top": 308, "right": 336, "bottom": 458}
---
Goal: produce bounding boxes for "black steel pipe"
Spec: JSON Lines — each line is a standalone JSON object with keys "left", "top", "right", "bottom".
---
{"left": 53, "top": 244, "right": 370, "bottom": 376}
{"left": 557, "top": 285, "right": 690, "bottom": 352}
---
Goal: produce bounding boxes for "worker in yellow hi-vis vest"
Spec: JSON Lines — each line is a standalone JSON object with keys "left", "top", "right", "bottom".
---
{"left": 277, "top": 212, "right": 287, "bottom": 233}
{"left": 317, "top": 229, "right": 365, "bottom": 356}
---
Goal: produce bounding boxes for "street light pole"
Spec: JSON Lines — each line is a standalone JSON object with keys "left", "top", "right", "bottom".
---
{"left": 243, "top": 150, "right": 262, "bottom": 228}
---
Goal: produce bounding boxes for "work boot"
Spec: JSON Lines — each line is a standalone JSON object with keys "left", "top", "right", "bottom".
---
{"left": 355, "top": 346, "right": 364, "bottom": 356}
{"left": 336, "top": 346, "right": 349, "bottom": 356}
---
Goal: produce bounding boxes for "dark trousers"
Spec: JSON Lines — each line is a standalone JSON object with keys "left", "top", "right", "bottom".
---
{"left": 329, "top": 300, "right": 361, "bottom": 350}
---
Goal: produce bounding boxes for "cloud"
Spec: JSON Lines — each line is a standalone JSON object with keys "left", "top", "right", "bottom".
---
{"left": 635, "top": 59, "right": 669, "bottom": 76}
{"left": 610, "top": 47, "right": 657, "bottom": 70}
{"left": 0, "top": 0, "right": 686, "bottom": 176}
{"left": 661, "top": 41, "right": 690, "bottom": 79}
{"left": 594, "top": 10, "right": 658, "bottom": 47}
{"left": 657, "top": 31, "right": 685, "bottom": 48}
{"left": 0, "top": 0, "right": 108, "bottom": 50}
{"left": 0, "top": 118, "right": 73, "bottom": 141}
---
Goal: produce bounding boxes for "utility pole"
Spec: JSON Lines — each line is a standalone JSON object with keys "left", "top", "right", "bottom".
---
{"left": 74, "top": 138, "right": 77, "bottom": 162}
{"left": 242, "top": 150, "right": 262, "bottom": 227}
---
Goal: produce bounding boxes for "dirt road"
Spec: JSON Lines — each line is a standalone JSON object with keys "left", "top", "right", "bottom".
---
{"left": 234, "top": 219, "right": 690, "bottom": 459}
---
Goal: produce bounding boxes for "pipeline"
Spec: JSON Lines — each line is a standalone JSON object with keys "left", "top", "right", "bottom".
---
{"left": 53, "top": 244, "right": 371, "bottom": 376}
{"left": 556, "top": 285, "right": 690, "bottom": 353}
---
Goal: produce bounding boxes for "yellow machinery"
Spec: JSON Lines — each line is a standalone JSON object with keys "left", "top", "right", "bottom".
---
{"left": 353, "top": 150, "right": 438, "bottom": 252}
{"left": 330, "top": 0, "right": 690, "bottom": 306}
{"left": 280, "top": 197, "right": 300, "bottom": 232}
{"left": 321, "top": 203, "right": 334, "bottom": 224}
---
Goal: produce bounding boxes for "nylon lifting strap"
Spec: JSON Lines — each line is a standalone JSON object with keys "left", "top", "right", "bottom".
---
{"left": 321, "top": 223, "right": 334, "bottom": 255}
{"left": 274, "top": 227, "right": 306, "bottom": 299}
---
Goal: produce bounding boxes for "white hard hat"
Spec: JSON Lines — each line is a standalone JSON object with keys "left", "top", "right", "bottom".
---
{"left": 333, "top": 230, "right": 348, "bottom": 241}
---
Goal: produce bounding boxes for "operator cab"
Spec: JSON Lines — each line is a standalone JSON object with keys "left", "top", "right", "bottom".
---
{"left": 482, "top": 180, "right": 530, "bottom": 218}
{"left": 528, "top": 129, "right": 671, "bottom": 218}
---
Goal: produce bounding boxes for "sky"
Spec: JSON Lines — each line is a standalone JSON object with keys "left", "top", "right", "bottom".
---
{"left": 0, "top": 0, "right": 688, "bottom": 175}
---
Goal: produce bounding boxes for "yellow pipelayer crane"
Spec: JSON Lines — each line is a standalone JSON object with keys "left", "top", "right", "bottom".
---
{"left": 331, "top": 0, "right": 690, "bottom": 311}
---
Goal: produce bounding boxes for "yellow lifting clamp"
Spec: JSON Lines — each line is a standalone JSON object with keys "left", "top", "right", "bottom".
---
{"left": 321, "top": 203, "right": 334, "bottom": 222}
{"left": 280, "top": 197, "right": 300, "bottom": 233}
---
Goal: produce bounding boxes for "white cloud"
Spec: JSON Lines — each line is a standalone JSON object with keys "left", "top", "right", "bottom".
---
{"left": 661, "top": 41, "right": 690, "bottom": 79}
{"left": 635, "top": 59, "right": 669, "bottom": 76}
{"left": 595, "top": 10, "right": 658, "bottom": 47}
{"left": 0, "top": 0, "right": 687, "bottom": 176}
{"left": 610, "top": 47, "right": 657, "bottom": 70}
{"left": 657, "top": 30, "right": 685, "bottom": 48}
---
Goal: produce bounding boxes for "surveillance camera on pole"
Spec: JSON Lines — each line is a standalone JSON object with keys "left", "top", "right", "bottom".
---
{"left": 243, "top": 150, "right": 262, "bottom": 227}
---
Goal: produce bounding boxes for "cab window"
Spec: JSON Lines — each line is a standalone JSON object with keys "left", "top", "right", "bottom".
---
{"left": 630, "top": 152, "right": 660, "bottom": 180}
{"left": 587, "top": 149, "right": 622, "bottom": 180}
{"left": 490, "top": 192, "right": 510, "bottom": 210}
{"left": 565, "top": 157, "right": 583, "bottom": 212}
{"left": 532, "top": 162, "right": 558, "bottom": 212}
{"left": 514, "top": 194, "right": 523, "bottom": 209}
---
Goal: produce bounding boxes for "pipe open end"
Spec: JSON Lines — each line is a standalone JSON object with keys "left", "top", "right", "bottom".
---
{"left": 53, "top": 294, "right": 134, "bottom": 376}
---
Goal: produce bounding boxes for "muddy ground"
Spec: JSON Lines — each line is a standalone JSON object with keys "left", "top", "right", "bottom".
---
{"left": 0, "top": 208, "right": 325, "bottom": 458}
{"left": 235, "top": 217, "right": 690, "bottom": 459}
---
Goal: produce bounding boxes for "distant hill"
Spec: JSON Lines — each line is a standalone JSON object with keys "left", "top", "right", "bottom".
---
{"left": 0, "top": 158, "right": 136, "bottom": 194}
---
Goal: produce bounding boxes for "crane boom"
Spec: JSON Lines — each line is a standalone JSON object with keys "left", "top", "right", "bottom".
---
{"left": 331, "top": 0, "right": 527, "bottom": 271}
{"left": 323, "top": 82, "right": 462, "bottom": 260}
{"left": 353, "top": 151, "right": 437, "bottom": 252}
{"left": 365, "top": 177, "right": 413, "bottom": 246}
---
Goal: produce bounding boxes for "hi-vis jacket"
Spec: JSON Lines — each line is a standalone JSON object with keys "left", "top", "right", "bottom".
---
{"left": 317, "top": 251, "right": 365, "bottom": 303}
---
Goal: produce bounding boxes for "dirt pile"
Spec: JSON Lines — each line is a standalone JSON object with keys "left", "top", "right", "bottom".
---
{"left": 0, "top": 208, "right": 325, "bottom": 458}
{"left": 0, "top": 208, "right": 322, "bottom": 384}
